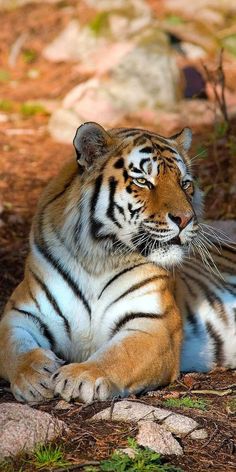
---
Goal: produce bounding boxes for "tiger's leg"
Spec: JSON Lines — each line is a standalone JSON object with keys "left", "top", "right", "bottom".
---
{"left": 53, "top": 304, "right": 182, "bottom": 403}
{"left": 0, "top": 282, "right": 64, "bottom": 403}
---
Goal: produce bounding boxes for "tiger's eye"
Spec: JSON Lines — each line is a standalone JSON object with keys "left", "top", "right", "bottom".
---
{"left": 136, "top": 178, "right": 147, "bottom": 185}
{"left": 182, "top": 180, "right": 192, "bottom": 190}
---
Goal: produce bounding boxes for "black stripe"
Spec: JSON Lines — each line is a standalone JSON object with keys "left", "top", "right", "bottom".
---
{"left": 106, "top": 177, "right": 122, "bottom": 228}
{"left": 98, "top": 263, "right": 149, "bottom": 299}
{"left": 28, "top": 286, "right": 42, "bottom": 313}
{"left": 31, "top": 270, "right": 71, "bottom": 338}
{"left": 111, "top": 310, "right": 169, "bottom": 336}
{"left": 132, "top": 167, "right": 142, "bottom": 174}
{"left": 108, "top": 275, "right": 169, "bottom": 308}
{"left": 133, "top": 136, "right": 149, "bottom": 147}
{"left": 89, "top": 175, "right": 129, "bottom": 248}
{"left": 114, "top": 158, "right": 124, "bottom": 169}
{"left": 123, "top": 169, "right": 129, "bottom": 182}
{"left": 210, "top": 245, "right": 236, "bottom": 264}
{"left": 116, "top": 127, "right": 177, "bottom": 148}
{"left": 128, "top": 203, "right": 142, "bottom": 220}
{"left": 185, "top": 301, "right": 198, "bottom": 333}
{"left": 139, "top": 146, "right": 153, "bottom": 154}
{"left": 179, "top": 274, "right": 197, "bottom": 298}
{"left": 44, "top": 171, "right": 78, "bottom": 208}
{"left": 50, "top": 220, "right": 78, "bottom": 259}
{"left": 183, "top": 259, "right": 231, "bottom": 294}
{"left": 91, "top": 174, "right": 103, "bottom": 214}
{"left": 206, "top": 321, "right": 224, "bottom": 364}
{"left": 181, "top": 271, "right": 228, "bottom": 324}
{"left": 90, "top": 174, "right": 105, "bottom": 239}
{"left": 140, "top": 158, "right": 150, "bottom": 172}
{"left": 35, "top": 240, "right": 91, "bottom": 317}
{"left": 12, "top": 306, "right": 56, "bottom": 350}
{"left": 116, "top": 130, "right": 141, "bottom": 138}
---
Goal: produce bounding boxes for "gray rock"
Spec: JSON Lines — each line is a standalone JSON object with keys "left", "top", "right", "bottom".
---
{"left": 120, "top": 447, "right": 136, "bottom": 459}
{"left": 48, "top": 108, "right": 83, "bottom": 144}
{"left": 54, "top": 400, "right": 71, "bottom": 411}
{"left": 190, "top": 428, "right": 208, "bottom": 440}
{"left": 90, "top": 400, "right": 172, "bottom": 423}
{"left": 43, "top": 20, "right": 107, "bottom": 63}
{"left": 0, "top": 403, "right": 67, "bottom": 459}
{"left": 137, "top": 421, "right": 183, "bottom": 455}
{"left": 112, "top": 44, "right": 179, "bottom": 109}
{"left": 48, "top": 36, "right": 180, "bottom": 142}
{"left": 163, "top": 413, "right": 198, "bottom": 436}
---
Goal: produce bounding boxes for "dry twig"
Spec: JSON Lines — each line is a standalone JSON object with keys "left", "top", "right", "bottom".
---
{"left": 203, "top": 48, "right": 230, "bottom": 132}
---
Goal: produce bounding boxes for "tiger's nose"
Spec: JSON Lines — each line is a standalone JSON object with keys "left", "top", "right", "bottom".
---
{"left": 168, "top": 212, "right": 193, "bottom": 229}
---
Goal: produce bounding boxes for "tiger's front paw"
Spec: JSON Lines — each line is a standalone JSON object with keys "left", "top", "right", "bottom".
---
{"left": 52, "top": 363, "right": 116, "bottom": 403}
{"left": 11, "top": 348, "right": 64, "bottom": 403}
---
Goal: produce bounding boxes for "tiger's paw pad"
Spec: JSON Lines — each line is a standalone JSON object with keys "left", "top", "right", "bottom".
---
{"left": 11, "top": 348, "right": 64, "bottom": 403}
{"left": 52, "top": 363, "right": 114, "bottom": 403}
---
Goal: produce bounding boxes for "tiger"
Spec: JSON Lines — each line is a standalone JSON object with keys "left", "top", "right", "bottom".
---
{"left": 0, "top": 122, "right": 235, "bottom": 404}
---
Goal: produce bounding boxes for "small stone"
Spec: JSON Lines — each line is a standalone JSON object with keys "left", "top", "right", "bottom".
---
{"left": 163, "top": 413, "right": 198, "bottom": 436}
{"left": 90, "top": 400, "right": 172, "bottom": 423}
{"left": 0, "top": 403, "right": 67, "bottom": 459}
{"left": 137, "top": 421, "right": 183, "bottom": 456}
{"left": 190, "top": 428, "right": 208, "bottom": 440}
{"left": 8, "top": 214, "right": 24, "bottom": 225}
{"left": 54, "top": 400, "right": 71, "bottom": 411}
{"left": 120, "top": 447, "right": 136, "bottom": 459}
{"left": 48, "top": 108, "right": 82, "bottom": 144}
{"left": 0, "top": 113, "right": 8, "bottom": 123}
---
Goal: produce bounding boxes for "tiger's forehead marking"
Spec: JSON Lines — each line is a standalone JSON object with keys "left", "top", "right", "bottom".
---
{"left": 126, "top": 146, "right": 187, "bottom": 178}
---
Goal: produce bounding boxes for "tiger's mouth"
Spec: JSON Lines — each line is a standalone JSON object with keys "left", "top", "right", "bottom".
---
{"left": 165, "top": 236, "right": 181, "bottom": 246}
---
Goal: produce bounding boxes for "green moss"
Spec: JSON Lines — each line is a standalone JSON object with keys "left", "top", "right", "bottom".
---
{"left": 222, "top": 34, "right": 236, "bottom": 56}
{"left": 0, "top": 99, "right": 14, "bottom": 112}
{"left": 163, "top": 396, "right": 208, "bottom": 411}
{"left": 0, "top": 69, "right": 10, "bottom": 82}
{"left": 89, "top": 11, "right": 110, "bottom": 36}
{"left": 20, "top": 102, "right": 49, "bottom": 117}
{"left": 165, "top": 15, "right": 185, "bottom": 25}
{"left": 22, "top": 49, "right": 38, "bottom": 64}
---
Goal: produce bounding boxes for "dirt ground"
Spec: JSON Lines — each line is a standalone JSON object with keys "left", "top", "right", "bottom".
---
{"left": 0, "top": 2, "right": 235, "bottom": 472}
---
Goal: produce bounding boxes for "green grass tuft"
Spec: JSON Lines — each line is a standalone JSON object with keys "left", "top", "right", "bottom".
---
{"left": 0, "top": 99, "right": 14, "bottom": 112}
{"left": 165, "top": 15, "right": 185, "bottom": 25}
{"left": 163, "top": 396, "right": 208, "bottom": 411}
{"left": 22, "top": 49, "right": 38, "bottom": 64}
{"left": 0, "top": 69, "right": 10, "bottom": 82}
{"left": 89, "top": 12, "right": 109, "bottom": 36}
{"left": 20, "top": 102, "right": 49, "bottom": 117}
{"left": 85, "top": 438, "right": 183, "bottom": 472}
{"left": 222, "top": 34, "right": 236, "bottom": 57}
{"left": 214, "top": 121, "right": 229, "bottom": 139}
{"left": 31, "top": 443, "right": 70, "bottom": 470}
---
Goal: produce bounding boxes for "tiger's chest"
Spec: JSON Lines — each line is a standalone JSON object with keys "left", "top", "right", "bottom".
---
{"left": 46, "top": 263, "right": 166, "bottom": 362}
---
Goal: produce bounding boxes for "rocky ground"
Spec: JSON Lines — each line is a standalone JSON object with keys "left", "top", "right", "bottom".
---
{"left": 0, "top": 1, "right": 236, "bottom": 471}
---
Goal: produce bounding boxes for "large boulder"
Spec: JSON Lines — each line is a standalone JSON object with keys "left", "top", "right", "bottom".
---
{"left": 48, "top": 31, "right": 180, "bottom": 143}
{"left": 0, "top": 403, "right": 67, "bottom": 459}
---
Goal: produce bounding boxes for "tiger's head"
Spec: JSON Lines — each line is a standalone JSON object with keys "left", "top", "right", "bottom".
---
{"left": 73, "top": 122, "right": 203, "bottom": 268}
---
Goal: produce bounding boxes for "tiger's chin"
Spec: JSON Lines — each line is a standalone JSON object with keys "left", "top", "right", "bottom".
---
{"left": 147, "top": 244, "right": 185, "bottom": 268}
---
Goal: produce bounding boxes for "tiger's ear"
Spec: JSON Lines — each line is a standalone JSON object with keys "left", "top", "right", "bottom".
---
{"left": 73, "top": 122, "right": 115, "bottom": 169}
{"left": 169, "top": 127, "right": 192, "bottom": 152}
